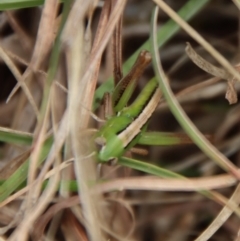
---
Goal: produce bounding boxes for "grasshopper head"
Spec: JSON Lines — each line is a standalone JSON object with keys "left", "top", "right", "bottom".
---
{"left": 95, "top": 135, "right": 124, "bottom": 163}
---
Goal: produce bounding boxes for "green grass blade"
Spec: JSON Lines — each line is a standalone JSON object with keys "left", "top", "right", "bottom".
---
{"left": 0, "top": 0, "right": 44, "bottom": 10}
{"left": 138, "top": 132, "right": 191, "bottom": 146}
{"left": 119, "top": 156, "right": 183, "bottom": 178}
{"left": 0, "top": 128, "right": 33, "bottom": 146}
{"left": 119, "top": 156, "right": 240, "bottom": 217}
{"left": 150, "top": 7, "right": 240, "bottom": 179}
{"left": 93, "top": 0, "right": 209, "bottom": 109}
{"left": 0, "top": 137, "right": 52, "bottom": 202}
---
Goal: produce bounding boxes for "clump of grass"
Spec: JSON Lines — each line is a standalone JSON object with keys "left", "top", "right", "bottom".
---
{"left": 0, "top": 1, "right": 240, "bottom": 241}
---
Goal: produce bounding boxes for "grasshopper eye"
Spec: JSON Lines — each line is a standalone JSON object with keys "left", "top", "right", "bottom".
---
{"left": 109, "top": 158, "right": 118, "bottom": 166}
{"left": 95, "top": 137, "right": 106, "bottom": 153}
{"left": 95, "top": 137, "right": 106, "bottom": 146}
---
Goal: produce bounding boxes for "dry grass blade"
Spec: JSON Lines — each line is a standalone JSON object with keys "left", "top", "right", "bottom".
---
{"left": 185, "top": 42, "right": 232, "bottom": 80}
{"left": 33, "top": 196, "right": 80, "bottom": 240}
{"left": 225, "top": 79, "right": 238, "bottom": 104}
{"left": 7, "top": 0, "right": 59, "bottom": 102}
{"left": 64, "top": 1, "right": 112, "bottom": 241}
{"left": 65, "top": 20, "right": 101, "bottom": 241}
{"left": 233, "top": 0, "right": 240, "bottom": 10}
{"left": 7, "top": 3, "right": 62, "bottom": 230}
{"left": 153, "top": 0, "right": 240, "bottom": 83}
{"left": 28, "top": 110, "right": 68, "bottom": 203}
{"left": 93, "top": 174, "right": 237, "bottom": 193}
{"left": 5, "top": 2, "right": 65, "bottom": 239}
{"left": 8, "top": 110, "right": 68, "bottom": 241}
{"left": 0, "top": 45, "right": 38, "bottom": 115}
{"left": 99, "top": 198, "right": 135, "bottom": 241}
{"left": 175, "top": 76, "right": 220, "bottom": 99}
{"left": 21, "top": 1, "right": 65, "bottom": 231}
{"left": 5, "top": 11, "right": 33, "bottom": 51}
{"left": 186, "top": 43, "right": 238, "bottom": 104}
{"left": 195, "top": 184, "right": 240, "bottom": 241}
{"left": 64, "top": 1, "right": 127, "bottom": 241}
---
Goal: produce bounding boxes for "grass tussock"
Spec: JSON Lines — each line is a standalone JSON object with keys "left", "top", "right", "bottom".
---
{"left": 0, "top": 0, "right": 240, "bottom": 240}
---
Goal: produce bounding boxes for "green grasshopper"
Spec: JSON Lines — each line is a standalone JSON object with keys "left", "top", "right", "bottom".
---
{"left": 95, "top": 50, "right": 192, "bottom": 163}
